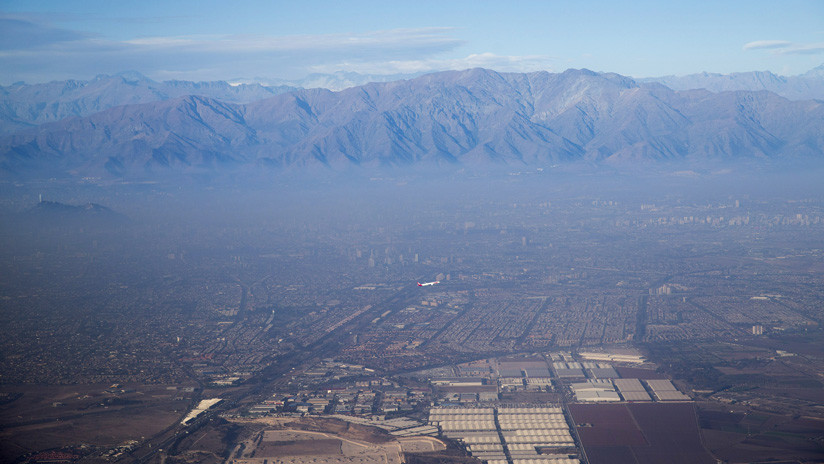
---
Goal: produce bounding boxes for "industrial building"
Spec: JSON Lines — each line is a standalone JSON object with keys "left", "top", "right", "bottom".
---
{"left": 582, "top": 362, "right": 619, "bottom": 379}
{"left": 578, "top": 348, "right": 645, "bottom": 364}
{"left": 431, "top": 377, "right": 485, "bottom": 386}
{"left": 645, "top": 379, "right": 690, "bottom": 401}
{"left": 569, "top": 379, "right": 620, "bottom": 402}
{"left": 429, "top": 406, "right": 578, "bottom": 464}
{"left": 499, "top": 377, "right": 526, "bottom": 391}
{"left": 551, "top": 362, "right": 585, "bottom": 379}
{"left": 525, "top": 377, "right": 553, "bottom": 391}
{"left": 613, "top": 378, "right": 652, "bottom": 402}
{"left": 511, "top": 458, "right": 580, "bottom": 464}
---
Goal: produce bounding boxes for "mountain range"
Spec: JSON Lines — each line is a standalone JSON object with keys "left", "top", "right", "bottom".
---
{"left": 1, "top": 67, "right": 823, "bottom": 178}
{"left": 229, "top": 71, "right": 425, "bottom": 93}
{"left": 641, "top": 65, "right": 824, "bottom": 101}
{"left": 0, "top": 72, "right": 296, "bottom": 136}
{"left": 240, "top": 66, "right": 824, "bottom": 100}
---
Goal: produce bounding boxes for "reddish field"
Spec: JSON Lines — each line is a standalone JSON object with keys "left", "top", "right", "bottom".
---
{"left": 568, "top": 404, "right": 646, "bottom": 446}
{"left": 569, "top": 403, "right": 716, "bottom": 464}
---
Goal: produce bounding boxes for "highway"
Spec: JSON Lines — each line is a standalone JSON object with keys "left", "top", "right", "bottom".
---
{"left": 120, "top": 282, "right": 422, "bottom": 463}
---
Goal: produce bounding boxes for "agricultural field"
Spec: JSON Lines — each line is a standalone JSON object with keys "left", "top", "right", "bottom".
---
{"left": 569, "top": 403, "right": 715, "bottom": 464}
{"left": 697, "top": 402, "right": 824, "bottom": 463}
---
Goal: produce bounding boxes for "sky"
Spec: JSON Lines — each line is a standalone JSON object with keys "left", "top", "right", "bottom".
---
{"left": 1, "top": 0, "right": 823, "bottom": 84}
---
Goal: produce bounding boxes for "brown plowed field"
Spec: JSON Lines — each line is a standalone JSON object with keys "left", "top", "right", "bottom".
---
{"left": 569, "top": 403, "right": 716, "bottom": 464}
{"left": 569, "top": 404, "right": 646, "bottom": 447}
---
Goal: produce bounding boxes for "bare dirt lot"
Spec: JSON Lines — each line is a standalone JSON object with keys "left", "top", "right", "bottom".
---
{"left": 289, "top": 417, "right": 396, "bottom": 444}
{"left": 256, "top": 438, "right": 343, "bottom": 456}
{"left": 228, "top": 418, "right": 447, "bottom": 464}
{"left": 0, "top": 383, "right": 194, "bottom": 462}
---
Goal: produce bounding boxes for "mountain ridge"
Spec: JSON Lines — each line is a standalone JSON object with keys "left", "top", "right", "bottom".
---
{"left": 0, "top": 72, "right": 297, "bottom": 136}
{"left": 640, "top": 66, "right": 824, "bottom": 101}
{"left": 2, "top": 68, "right": 823, "bottom": 178}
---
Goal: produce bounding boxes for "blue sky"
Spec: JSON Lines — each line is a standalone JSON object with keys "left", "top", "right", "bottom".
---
{"left": 1, "top": 0, "right": 822, "bottom": 84}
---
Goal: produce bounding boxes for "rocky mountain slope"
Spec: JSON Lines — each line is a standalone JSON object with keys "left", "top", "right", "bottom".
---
{"left": 2, "top": 68, "right": 822, "bottom": 178}
{"left": 0, "top": 72, "right": 296, "bottom": 135}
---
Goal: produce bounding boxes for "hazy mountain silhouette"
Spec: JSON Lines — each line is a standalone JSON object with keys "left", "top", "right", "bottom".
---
{"left": 2, "top": 68, "right": 823, "bottom": 178}
{"left": 17, "top": 200, "right": 130, "bottom": 229}
{"left": 641, "top": 65, "right": 824, "bottom": 101}
{"left": 0, "top": 72, "right": 297, "bottom": 135}
{"left": 233, "top": 70, "right": 424, "bottom": 92}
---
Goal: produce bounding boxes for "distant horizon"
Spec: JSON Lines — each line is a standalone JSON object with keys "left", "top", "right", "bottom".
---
{"left": 3, "top": 62, "right": 823, "bottom": 88}
{"left": 2, "top": 0, "right": 823, "bottom": 85}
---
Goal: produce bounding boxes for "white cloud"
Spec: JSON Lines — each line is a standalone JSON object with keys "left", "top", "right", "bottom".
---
{"left": 0, "top": 19, "right": 466, "bottom": 83}
{"left": 742, "top": 40, "right": 792, "bottom": 50}
{"left": 778, "top": 43, "right": 824, "bottom": 55}
{"left": 122, "top": 28, "right": 462, "bottom": 53}
{"left": 744, "top": 40, "right": 824, "bottom": 55}
{"left": 3, "top": 20, "right": 559, "bottom": 84}
{"left": 124, "top": 36, "right": 204, "bottom": 47}
{"left": 309, "top": 53, "right": 556, "bottom": 76}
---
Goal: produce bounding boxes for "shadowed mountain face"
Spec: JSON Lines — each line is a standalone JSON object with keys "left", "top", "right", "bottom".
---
{"left": 1, "top": 68, "right": 823, "bottom": 178}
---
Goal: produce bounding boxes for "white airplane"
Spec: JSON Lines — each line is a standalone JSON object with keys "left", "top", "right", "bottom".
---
{"left": 417, "top": 281, "right": 440, "bottom": 287}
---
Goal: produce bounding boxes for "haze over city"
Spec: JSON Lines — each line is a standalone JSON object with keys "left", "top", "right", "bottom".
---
{"left": 1, "top": 2, "right": 823, "bottom": 464}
